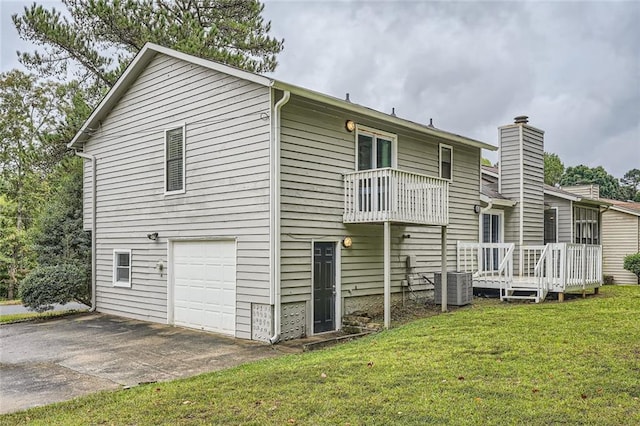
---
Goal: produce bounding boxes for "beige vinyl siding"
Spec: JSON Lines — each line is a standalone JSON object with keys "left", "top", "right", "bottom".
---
{"left": 279, "top": 95, "right": 480, "bottom": 308}
{"left": 499, "top": 124, "right": 544, "bottom": 272}
{"left": 82, "top": 53, "right": 271, "bottom": 338}
{"left": 601, "top": 209, "right": 640, "bottom": 284}
{"left": 499, "top": 125, "right": 521, "bottom": 253}
{"left": 544, "top": 194, "right": 572, "bottom": 242}
{"left": 520, "top": 126, "right": 544, "bottom": 246}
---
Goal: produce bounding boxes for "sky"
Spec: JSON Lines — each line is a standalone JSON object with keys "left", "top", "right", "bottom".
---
{"left": 1, "top": 0, "right": 639, "bottom": 178}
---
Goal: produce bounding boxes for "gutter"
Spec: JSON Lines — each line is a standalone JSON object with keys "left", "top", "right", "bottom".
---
{"left": 74, "top": 150, "right": 97, "bottom": 312}
{"left": 268, "top": 90, "right": 290, "bottom": 344}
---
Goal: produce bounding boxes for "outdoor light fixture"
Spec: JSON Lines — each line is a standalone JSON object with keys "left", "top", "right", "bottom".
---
{"left": 342, "top": 236, "right": 353, "bottom": 248}
{"left": 345, "top": 120, "right": 356, "bottom": 132}
{"left": 473, "top": 205, "right": 481, "bottom": 214}
{"left": 147, "top": 232, "right": 159, "bottom": 241}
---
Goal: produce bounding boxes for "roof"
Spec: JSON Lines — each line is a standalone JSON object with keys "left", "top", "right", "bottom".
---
{"left": 601, "top": 198, "right": 640, "bottom": 217}
{"left": 480, "top": 166, "right": 611, "bottom": 208}
{"left": 69, "top": 43, "right": 497, "bottom": 151}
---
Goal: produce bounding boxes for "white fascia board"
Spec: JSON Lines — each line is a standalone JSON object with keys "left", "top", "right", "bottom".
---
{"left": 480, "top": 192, "right": 516, "bottom": 207}
{"left": 544, "top": 188, "right": 580, "bottom": 202}
{"left": 68, "top": 43, "right": 274, "bottom": 149}
{"left": 481, "top": 168, "right": 499, "bottom": 179}
{"left": 272, "top": 81, "right": 498, "bottom": 152}
{"left": 609, "top": 205, "right": 640, "bottom": 217}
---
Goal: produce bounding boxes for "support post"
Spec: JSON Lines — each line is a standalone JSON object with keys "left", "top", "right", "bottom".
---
{"left": 441, "top": 225, "right": 448, "bottom": 312}
{"left": 384, "top": 221, "right": 391, "bottom": 329}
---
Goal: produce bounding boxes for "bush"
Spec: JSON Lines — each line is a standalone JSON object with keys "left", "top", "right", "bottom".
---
{"left": 623, "top": 253, "right": 640, "bottom": 284}
{"left": 19, "top": 264, "right": 90, "bottom": 312}
{"left": 603, "top": 275, "right": 615, "bottom": 285}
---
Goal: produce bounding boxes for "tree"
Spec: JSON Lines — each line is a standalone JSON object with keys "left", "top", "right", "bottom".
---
{"left": 13, "top": 0, "right": 284, "bottom": 93}
{"left": 620, "top": 169, "right": 640, "bottom": 202}
{"left": 543, "top": 152, "right": 564, "bottom": 186}
{"left": 623, "top": 253, "right": 640, "bottom": 284}
{"left": 20, "top": 157, "right": 91, "bottom": 310}
{"left": 481, "top": 158, "right": 492, "bottom": 167}
{"left": 560, "top": 165, "right": 622, "bottom": 200}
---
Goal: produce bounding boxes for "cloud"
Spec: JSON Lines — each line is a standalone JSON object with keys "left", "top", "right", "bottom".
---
{"left": 263, "top": 0, "right": 640, "bottom": 177}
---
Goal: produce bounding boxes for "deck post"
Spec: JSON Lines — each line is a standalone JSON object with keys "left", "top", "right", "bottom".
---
{"left": 384, "top": 221, "right": 391, "bottom": 329}
{"left": 441, "top": 225, "right": 448, "bottom": 312}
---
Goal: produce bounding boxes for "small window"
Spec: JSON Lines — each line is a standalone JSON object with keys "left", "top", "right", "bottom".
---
{"left": 165, "top": 126, "right": 185, "bottom": 193}
{"left": 113, "top": 249, "right": 132, "bottom": 287}
{"left": 440, "top": 144, "right": 453, "bottom": 181}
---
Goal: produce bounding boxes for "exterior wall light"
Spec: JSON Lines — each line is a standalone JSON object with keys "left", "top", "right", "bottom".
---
{"left": 342, "top": 236, "right": 353, "bottom": 248}
{"left": 473, "top": 205, "right": 481, "bottom": 214}
{"left": 147, "top": 232, "right": 159, "bottom": 241}
{"left": 345, "top": 120, "right": 356, "bottom": 132}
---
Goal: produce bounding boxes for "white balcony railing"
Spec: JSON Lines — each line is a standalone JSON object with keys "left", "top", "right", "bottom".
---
{"left": 343, "top": 168, "right": 449, "bottom": 225}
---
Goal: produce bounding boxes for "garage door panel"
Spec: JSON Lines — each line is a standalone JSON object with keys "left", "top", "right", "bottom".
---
{"left": 173, "top": 240, "right": 236, "bottom": 336}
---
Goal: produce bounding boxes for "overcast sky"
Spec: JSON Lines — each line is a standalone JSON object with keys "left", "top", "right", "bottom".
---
{"left": 1, "top": 0, "right": 639, "bottom": 178}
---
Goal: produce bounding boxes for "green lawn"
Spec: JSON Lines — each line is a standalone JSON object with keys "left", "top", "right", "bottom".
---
{"left": 3, "top": 286, "right": 639, "bottom": 425}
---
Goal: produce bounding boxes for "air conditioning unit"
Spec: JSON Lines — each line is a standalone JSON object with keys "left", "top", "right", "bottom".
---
{"left": 434, "top": 272, "right": 473, "bottom": 306}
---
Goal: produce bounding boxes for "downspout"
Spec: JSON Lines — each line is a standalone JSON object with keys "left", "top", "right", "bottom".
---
{"left": 74, "top": 150, "right": 97, "bottom": 312}
{"left": 269, "top": 90, "right": 290, "bottom": 344}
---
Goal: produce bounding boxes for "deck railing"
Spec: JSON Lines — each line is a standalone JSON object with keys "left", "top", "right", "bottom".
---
{"left": 343, "top": 168, "right": 449, "bottom": 225}
{"left": 456, "top": 242, "right": 514, "bottom": 289}
{"left": 460, "top": 242, "right": 603, "bottom": 299}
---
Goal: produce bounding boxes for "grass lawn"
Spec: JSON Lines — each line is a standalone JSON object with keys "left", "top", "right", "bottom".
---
{"left": 3, "top": 286, "right": 639, "bottom": 425}
{"left": 0, "top": 310, "right": 87, "bottom": 324}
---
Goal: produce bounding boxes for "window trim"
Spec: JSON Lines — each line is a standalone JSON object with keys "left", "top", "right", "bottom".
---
{"left": 164, "top": 124, "right": 186, "bottom": 195}
{"left": 439, "top": 143, "right": 453, "bottom": 181}
{"left": 354, "top": 125, "right": 398, "bottom": 170}
{"left": 113, "top": 249, "right": 132, "bottom": 288}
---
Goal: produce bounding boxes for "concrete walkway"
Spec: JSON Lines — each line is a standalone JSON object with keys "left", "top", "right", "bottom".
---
{"left": 0, "top": 313, "right": 284, "bottom": 414}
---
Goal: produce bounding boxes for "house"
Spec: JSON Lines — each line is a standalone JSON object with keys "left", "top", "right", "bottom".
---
{"left": 69, "top": 43, "right": 497, "bottom": 342}
{"left": 599, "top": 199, "right": 640, "bottom": 284}
{"left": 461, "top": 116, "right": 607, "bottom": 302}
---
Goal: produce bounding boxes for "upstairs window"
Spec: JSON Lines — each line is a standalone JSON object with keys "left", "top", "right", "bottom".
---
{"left": 165, "top": 126, "right": 185, "bottom": 193}
{"left": 356, "top": 127, "right": 397, "bottom": 170}
{"left": 440, "top": 144, "right": 453, "bottom": 181}
{"left": 113, "top": 249, "right": 132, "bottom": 288}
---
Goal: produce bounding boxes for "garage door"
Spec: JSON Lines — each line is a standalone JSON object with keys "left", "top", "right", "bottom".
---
{"left": 172, "top": 240, "right": 236, "bottom": 335}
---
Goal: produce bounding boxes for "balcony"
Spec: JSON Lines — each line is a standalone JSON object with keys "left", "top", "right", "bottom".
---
{"left": 343, "top": 168, "right": 449, "bottom": 225}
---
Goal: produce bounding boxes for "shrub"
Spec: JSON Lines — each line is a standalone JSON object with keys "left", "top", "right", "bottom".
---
{"left": 19, "top": 264, "right": 90, "bottom": 312}
{"left": 623, "top": 253, "right": 640, "bottom": 284}
{"left": 603, "top": 275, "right": 614, "bottom": 285}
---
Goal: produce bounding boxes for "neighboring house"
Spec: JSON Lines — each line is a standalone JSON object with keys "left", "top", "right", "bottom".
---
{"left": 543, "top": 184, "right": 639, "bottom": 284}
{"left": 599, "top": 198, "right": 639, "bottom": 284}
{"left": 69, "top": 43, "right": 497, "bottom": 342}
{"left": 466, "top": 117, "right": 606, "bottom": 302}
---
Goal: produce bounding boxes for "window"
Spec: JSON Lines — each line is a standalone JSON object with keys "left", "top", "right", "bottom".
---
{"left": 355, "top": 126, "right": 397, "bottom": 170}
{"left": 113, "top": 249, "right": 132, "bottom": 287}
{"left": 573, "top": 206, "right": 599, "bottom": 245}
{"left": 165, "top": 126, "right": 185, "bottom": 193}
{"left": 355, "top": 127, "right": 397, "bottom": 213}
{"left": 439, "top": 144, "right": 453, "bottom": 181}
{"left": 544, "top": 208, "right": 558, "bottom": 244}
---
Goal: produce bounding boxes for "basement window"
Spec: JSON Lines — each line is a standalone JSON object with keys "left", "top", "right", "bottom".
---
{"left": 113, "top": 249, "right": 132, "bottom": 288}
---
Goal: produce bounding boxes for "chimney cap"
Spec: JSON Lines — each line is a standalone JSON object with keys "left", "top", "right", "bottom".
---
{"left": 514, "top": 115, "right": 529, "bottom": 124}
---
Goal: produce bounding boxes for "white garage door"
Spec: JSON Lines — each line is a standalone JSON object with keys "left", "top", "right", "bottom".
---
{"left": 172, "top": 240, "right": 236, "bottom": 335}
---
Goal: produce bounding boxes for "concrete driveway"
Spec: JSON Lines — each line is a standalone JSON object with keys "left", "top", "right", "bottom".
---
{"left": 0, "top": 313, "right": 283, "bottom": 414}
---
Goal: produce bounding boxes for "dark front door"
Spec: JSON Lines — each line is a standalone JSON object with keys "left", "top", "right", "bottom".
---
{"left": 313, "top": 242, "right": 336, "bottom": 334}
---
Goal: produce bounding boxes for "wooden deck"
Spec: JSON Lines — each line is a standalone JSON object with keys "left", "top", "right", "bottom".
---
{"left": 457, "top": 242, "right": 603, "bottom": 302}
